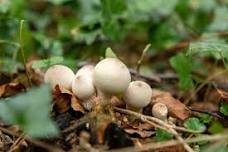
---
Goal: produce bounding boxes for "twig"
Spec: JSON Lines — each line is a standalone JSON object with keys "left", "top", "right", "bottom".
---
{"left": 114, "top": 107, "right": 194, "bottom": 152}
{"left": 19, "top": 20, "right": 32, "bottom": 87}
{"left": 136, "top": 44, "right": 151, "bottom": 75}
{"left": 0, "top": 126, "right": 64, "bottom": 152}
{"left": 114, "top": 107, "right": 202, "bottom": 133}
{"left": 8, "top": 134, "right": 25, "bottom": 152}
{"left": 188, "top": 107, "right": 224, "bottom": 120}
{"left": 129, "top": 69, "right": 161, "bottom": 83}
{"left": 106, "top": 132, "right": 228, "bottom": 152}
{"left": 62, "top": 115, "right": 90, "bottom": 133}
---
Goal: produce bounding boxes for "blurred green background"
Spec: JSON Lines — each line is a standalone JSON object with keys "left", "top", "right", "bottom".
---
{"left": 0, "top": 0, "right": 227, "bottom": 75}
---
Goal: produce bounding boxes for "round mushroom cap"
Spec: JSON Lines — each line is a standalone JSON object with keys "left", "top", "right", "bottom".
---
{"left": 152, "top": 102, "right": 168, "bottom": 120}
{"left": 93, "top": 58, "right": 131, "bottom": 95}
{"left": 72, "top": 75, "right": 95, "bottom": 100}
{"left": 76, "top": 65, "right": 94, "bottom": 77}
{"left": 124, "top": 81, "right": 152, "bottom": 109}
{"left": 44, "top": 65, "right": 75, "bottom": 90}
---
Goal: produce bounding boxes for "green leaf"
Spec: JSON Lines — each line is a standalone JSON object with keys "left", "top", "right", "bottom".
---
{"left": 202, "top": 144, "right": 228, "bottom": 152}
{"left": 169, "top": 53, "right": 194, "bottom": 90}
{"left": 105, "top": 47, "right": 117, "bottom": 58}
{"left": 199, "top": 114, "right": 211, "bottom": 124}
{"left": 155, "top": 128, "right": 173, "bottom": 142}
{"left": 209, "top": 6, "right": 228, "bottom": 32}
{"left": 184, "top": 117, "right": 206, "bottom": 132}
{"left": 220, "top": 102, "right": 228, "bottom": 116}
{"left": 32, "top": 56, "right": 64, "bottom": 69}
{"left": 100, "top": 0, "right": 127, "bottom": 40}
{"left": 187, "top": 38, "right": 228, "bottom": 60}
{"left": 101, "top": 0, "right": 126, "bottom": 19}
{"left": 47, "top": 0, "right": 71, "bottom": 5}
{"left": 0, "top": 0, "right": 11, "bottom": 13}
{"left": 208, "top": 121, "right": 224, "bottom": 134}
{"left": 0, "top": 85, "right": 58, "bottom": 138}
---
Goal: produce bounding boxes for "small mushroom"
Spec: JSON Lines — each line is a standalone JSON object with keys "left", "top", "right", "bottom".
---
{"left": 72, "top": 65, "right": 96, "bottom": 110}
{"left": 152, "top": 102, "right": 168, "bottom": 121}
{"left": 44, "top": 65, "right": 75, "bottom": 90}
{"left": 124, "top": 81, "right": 152, "bottom": 113}
{"left": 93, "top": 58, "right": 131, "bottom": 102}
{"left": 76, "top": 65, "right": 94, "bottom": 77}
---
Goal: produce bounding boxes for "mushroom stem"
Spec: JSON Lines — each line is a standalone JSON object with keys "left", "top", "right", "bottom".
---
{"left": 126, "top": 105, "right": 142, "bottom": 113}
{"left": 81, "top": 96, "right": 97, "bottom": 111}
{"left": 96, "top": 89, "right": 111, "bottom": 103}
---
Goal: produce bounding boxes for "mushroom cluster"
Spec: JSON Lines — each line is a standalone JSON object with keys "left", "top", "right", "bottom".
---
{"left": 44, "top": 57, "right": 160, "bottom": 116}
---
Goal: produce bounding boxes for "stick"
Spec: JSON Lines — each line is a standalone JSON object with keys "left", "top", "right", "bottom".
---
{"left": 106, "top": 133, "right": 228, "bottom": 152}
{"left": 0, "top": 126, "right": 64, "bottom": 152}
{"left": 114, "top": 107, "right": 194, "bottom": 152}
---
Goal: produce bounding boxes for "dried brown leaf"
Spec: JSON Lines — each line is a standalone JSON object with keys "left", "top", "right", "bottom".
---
{"left": 111, "top": 96, "right": 125, "bottom": 108}
{"left": 151, "top": 89, "right": 190, "bottom": 121}
{"left": 217, "top": 89, "right": 228, "bottom": 103}
{"left": 53, "top": 85, "right": 71, "bottom": 113}
{"left": 96, "top": 119, "right": 111, "bottom": 144}
{"left": 124, "top": 128, "right": 154, "bottom": 138}
{"left": 71, "top": 96, "right": 86, "bottom": 113}
{"left": 122, "top": 121, "right": 154, "bottom": 138}
{"left": 0, "top": 83, "right": 25, "bottom": 97}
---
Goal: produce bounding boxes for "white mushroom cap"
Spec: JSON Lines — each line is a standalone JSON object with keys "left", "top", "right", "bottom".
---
{"left": 76, "top": 65, "right": 94, "bottom": 77}
{"left": 44, "top": 65, "right": 75, "bottom": 90}
{"left": 124, "top": 81, "right": 152, "bottom": 109}
{"left": 72, "top": 75, "right": 95, "bottom": 100}
{"left": 93, "top": 58, "right": 131, "bottom": 95}
{"left": 152, "top": 102, "right": 168, "bottom": 120}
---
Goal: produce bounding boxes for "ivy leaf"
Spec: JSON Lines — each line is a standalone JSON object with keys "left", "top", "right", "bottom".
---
{"left": 187, "top": 38, "right": 228, "bottom": 60}
{"left": 184, "top": 117, "right": 206, "bottom": 132}
{"left": 105, "top": 47, "right": 117, "bottom": 58}
{"left": 100, "top": 0, "right": 126, "bottom": 40}
{"left": 169, "top": 53, "right": 193, "bottom": 90}
{"left": 220, "top": 102, "right": 228, "bottom": 116}
{"left": 208, "top": 121, "right": 224, "bottom": 134}
{"left": 199, "top": 114, "right": 212, "bottom": 124}
{"left": 32, "top": 56, "right": 64, "bottom": 69}
{"left": 155, "top": 128, "right": 173, "bottom": 142}
{"left": 0, "top": 85, "right": 59, "bottom": 138}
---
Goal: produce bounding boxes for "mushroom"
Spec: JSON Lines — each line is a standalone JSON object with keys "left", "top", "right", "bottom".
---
{"left": 124, "top": 81, "right": 152, "bottom": 113}
{"left": 76, "top": 65, "right": 94, "bottom": 77}
{"left": 152, "top": 102, "right": 168, "bottom": 121}
{"left": 44, "top": 65, "right": 75, "bottom": 90}
{"left": 72, "top": 65, "right": 96, "bottom": 110}
{"left": 93, "top": 58, "right": 131, "bottom": 103}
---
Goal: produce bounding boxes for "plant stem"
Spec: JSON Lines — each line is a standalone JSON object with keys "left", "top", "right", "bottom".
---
{"left": 19, "top": 20, "right": 32, "bottom": 87}
{"left": 136, "top": 44, "right": 151, "bottom": 76}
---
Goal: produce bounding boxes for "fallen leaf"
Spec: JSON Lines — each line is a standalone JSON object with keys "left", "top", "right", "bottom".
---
{"left": 111, "top": 96, "right": 125, "bottom": 108}
{"left": 155, "top": 145, "right": 185, "bottom": 152}
{"left": 190, "top": 102, "right": 218, "bottom": 112}
{"left": 124, "top": 128, "right": 154, "bottom": 138}
{"left": 71, "top": 96, "right": 85, "bottom": 113}
{"left": 122, "top": 122, "right": 154, "bottom": 138}
{"left": 53, "top": 85, "right": 71, "bottom": 113}
{"left": 26, "top": 60, "right": 45, "bottom": 85}
{"left": 151, "top": 89, "right": 191, "bottom": 121}
{"left": 0, "top": 83, "right": 25, "bottom": 97}
{"left": 217, "top": 89, "right": 228, "bottom": 103}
